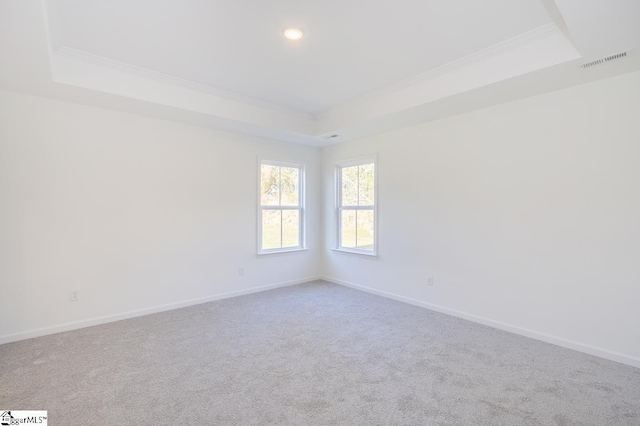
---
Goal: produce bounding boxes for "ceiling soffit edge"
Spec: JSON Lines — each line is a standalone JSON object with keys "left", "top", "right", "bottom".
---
{"left": 52, "top": 46, "right": 315, "bottom": 120}
{"left": 42, "top": 0, "right": 317, "bottom": 125}
{"left": 38, "top": 0, "right": 585, "bottom": 144}
{"left": 44, "top": 0, "right": 568, "bottom": 124}
{"left": 318, "top": 22, "right": 572, "bottom": 115}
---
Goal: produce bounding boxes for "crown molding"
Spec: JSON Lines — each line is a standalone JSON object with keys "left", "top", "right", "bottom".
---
{"left": 321, "top": 22, "right": 568, "bottom": 113}
{"left": 52, "top": 46, "right": 315, "bottom": 121}
{"left": 47, "top": 9, "right": 566, "bottom": 130}
{"left": 43, "top": 0, "right": 312, "bottom": 121}
{"left": 41, "top": 0, "right": 60, "bottom": 52}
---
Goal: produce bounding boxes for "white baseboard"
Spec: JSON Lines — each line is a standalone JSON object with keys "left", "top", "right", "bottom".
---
{"left": 0, "top": 276, "right": 320, "bottom": 346}
{"left": 322, "top": 276, "right": 640, "bottom": 369}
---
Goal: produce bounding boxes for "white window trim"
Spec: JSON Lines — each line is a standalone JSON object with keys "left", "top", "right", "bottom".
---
{"left": 334, "top": 155, "right": 378, "bottom": 257}
{"left": 257, "top": 158, "right": 306, "bottom": 256}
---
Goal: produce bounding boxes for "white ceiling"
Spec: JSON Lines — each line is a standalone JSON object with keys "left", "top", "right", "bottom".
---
{"left": 51, "top": 0, "right": 553, "bottom": 114}
{"left": 1, "top": 0, "right": 640, "bottom": 145}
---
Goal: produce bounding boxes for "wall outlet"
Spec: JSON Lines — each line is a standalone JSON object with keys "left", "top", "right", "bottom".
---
{"left": 69, "top": 289, "right": 80, "bottom": 301}
{"left": 238, "top": 267, "right": 245, "bottom": 276}
{"left": 427, "top": 276, "right": 435, "bottom": 287}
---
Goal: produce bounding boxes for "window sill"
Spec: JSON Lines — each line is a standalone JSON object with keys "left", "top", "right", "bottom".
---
{"left": 331, "top": 248, "right": 378, "bottom": 258}
{"left": 257, "top": 248, "right": 309, "bottom": 257}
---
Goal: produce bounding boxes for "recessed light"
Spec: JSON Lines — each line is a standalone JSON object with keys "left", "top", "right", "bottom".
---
{"left": 283, "top": 28, "right": 304, "bottom": 41}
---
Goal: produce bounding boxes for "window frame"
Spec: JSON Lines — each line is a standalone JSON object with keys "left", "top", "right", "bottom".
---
{"left": 257, "top": 159, "right": 306, "bottom": 255}
{"left": 334, "top": 156, "right": 378, "bottom": 257}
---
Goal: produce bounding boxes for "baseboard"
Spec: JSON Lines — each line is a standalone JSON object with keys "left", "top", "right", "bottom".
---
{"left": 321, "top": 276, "right": 640, "bottom": 369}
{"left": 0, "top": 276, "right": 320, "bottom": 346}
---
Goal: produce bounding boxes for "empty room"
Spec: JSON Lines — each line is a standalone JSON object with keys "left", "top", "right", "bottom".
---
{"left": 1, "top": 0, "right": 639, "bottom": 424}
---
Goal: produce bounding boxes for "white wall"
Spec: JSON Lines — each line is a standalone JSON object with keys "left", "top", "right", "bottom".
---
{"left": 322, "top": 70, "right": 640, "bottom": 367}
{"left": 2, "top": 70, "right": 640, "bottom": 368}
{"left": 0, "top": 90, "right": 321, "bottom": 342}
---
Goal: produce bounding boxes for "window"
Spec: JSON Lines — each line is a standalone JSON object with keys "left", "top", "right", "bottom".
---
{"left": 258, "top": 160, "right": 304, "bottom": 254}
{"left": 336, "top": 157, "right": 376, "bottom": 255}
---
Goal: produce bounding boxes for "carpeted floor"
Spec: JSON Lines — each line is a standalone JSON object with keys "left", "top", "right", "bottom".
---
{"left": 1, "top": 281, "right": 639, "bottom": 425}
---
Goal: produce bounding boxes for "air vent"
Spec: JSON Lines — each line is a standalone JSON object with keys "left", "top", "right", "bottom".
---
{"left": 579, "top": 51, "right": 628, "bottom": 69}
{"left": 323, "top": 134, "right": 340, "bottom": 140}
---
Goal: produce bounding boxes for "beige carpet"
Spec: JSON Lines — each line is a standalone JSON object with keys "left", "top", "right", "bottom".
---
{"left": 1, "top": 281, "right": 639, "bottom": 425}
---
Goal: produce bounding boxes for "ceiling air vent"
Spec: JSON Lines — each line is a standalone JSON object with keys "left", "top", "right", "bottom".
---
{"left": 579, "top": 51, "right": 628, "bottom": 69}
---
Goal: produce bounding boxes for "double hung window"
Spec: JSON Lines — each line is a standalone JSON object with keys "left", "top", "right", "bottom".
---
{"left": 258, "top": 161, "right": 304, "bottom": 254}
{"left": 336, "top": 158, "right": 377, "bottom": 255}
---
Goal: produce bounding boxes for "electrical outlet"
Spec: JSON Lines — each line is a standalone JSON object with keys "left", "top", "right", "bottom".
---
{"left": 69, "top": 290, "right": 80, "bottom": 301}
{"left": 427, "top": 277, "right": 435, "bottom": 287}
{"left": 239, "top": 267, "right": 245, "bottom": 276}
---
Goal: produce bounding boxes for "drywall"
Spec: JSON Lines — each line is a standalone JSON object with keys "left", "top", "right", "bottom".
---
{"left": 2, "top": 69, "right": 640, "bottom": 369}
{"left": 322, "top": 70, "right": 640, "bottom": 367}
{"left": 0, "top": 90, "right": 320, "bottom": 342}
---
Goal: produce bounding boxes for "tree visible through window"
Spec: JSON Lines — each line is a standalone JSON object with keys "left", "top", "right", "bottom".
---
{"left": 337, "top": 159, "right": 376, "bottom": 253}
{"left": 259, "top": 161, "right": 304, "bottom": 253}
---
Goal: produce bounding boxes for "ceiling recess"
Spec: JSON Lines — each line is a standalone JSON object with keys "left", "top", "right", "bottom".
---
{"left": 579, "top": 51, "right": 628, "bottom": 69}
